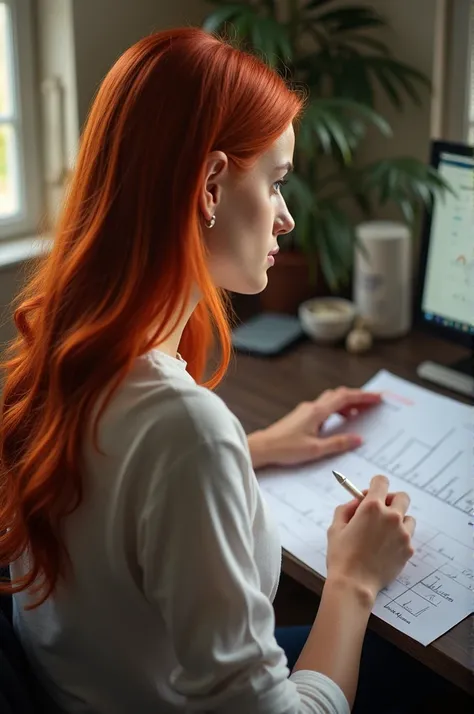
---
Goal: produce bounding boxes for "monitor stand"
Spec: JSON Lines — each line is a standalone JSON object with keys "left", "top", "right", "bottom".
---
{"left": 417, "top": 354, "right": 473, "bottom": 399}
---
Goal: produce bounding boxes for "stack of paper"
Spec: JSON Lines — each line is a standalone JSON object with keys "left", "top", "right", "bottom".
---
{"left": 259, "top": 370, "right": 474, "bottom": 645}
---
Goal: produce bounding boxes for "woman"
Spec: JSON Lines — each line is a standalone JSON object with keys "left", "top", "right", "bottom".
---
{"left": 0, "top": 28, "right": 420, "bottom": 714}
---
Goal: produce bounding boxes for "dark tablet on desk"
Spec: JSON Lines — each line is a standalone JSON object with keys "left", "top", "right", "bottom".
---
{"left": 231, "top": 313, "right": 305, "bottom": 356}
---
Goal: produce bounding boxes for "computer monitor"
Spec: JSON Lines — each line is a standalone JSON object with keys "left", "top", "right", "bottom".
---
{"left": 415, "top": 140, "right": 473, "bottom": 396}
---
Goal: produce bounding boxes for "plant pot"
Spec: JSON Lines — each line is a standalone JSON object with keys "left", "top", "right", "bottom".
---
{"left": 259, "top": 250, "right": 327, "bottom": 314}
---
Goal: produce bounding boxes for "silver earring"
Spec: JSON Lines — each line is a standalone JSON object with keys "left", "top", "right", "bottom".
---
{"left": 205, "top": 215, "right": 216, "bottom": 229}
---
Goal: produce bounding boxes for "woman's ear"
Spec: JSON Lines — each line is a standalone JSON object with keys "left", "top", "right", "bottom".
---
{"left": 199, "top": 151, "right": 228, "bottom": 223}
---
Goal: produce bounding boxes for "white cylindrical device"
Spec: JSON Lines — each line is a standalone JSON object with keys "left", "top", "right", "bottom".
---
{"left": 354, "top": 221, "right": 412, "bottom": 338}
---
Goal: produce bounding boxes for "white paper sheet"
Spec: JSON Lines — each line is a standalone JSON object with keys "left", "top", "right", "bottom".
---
{"left": 258, "top": 370, "right": 474, "bottom": 645}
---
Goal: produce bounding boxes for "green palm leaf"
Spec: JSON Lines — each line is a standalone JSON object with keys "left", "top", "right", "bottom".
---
{"left": 283, "top": 175, "right": 358, "bottom": 288}
{"left": 375, "top": 64, "right": 404, "bottom": 109}
{"left": 331, "top": 52, "right": 375, "bottom": 107}
{"left": 300, "top": 49, "right": 430, "bottom": 109}
{"left": 202, "top": 4, "right": 253, "bottom": 33}
{"left": 305, "top": 0, "right": 337, "bottom": 9}
{"left": 298, "top": 98, "right": 391, "bottom": 163}
{"left": 282, "top": 173, "right": 317, "bottom": 251}
{"left": 315, "top": 209, "right": 355, "bottom": 289}
{"left": 316, "top": 230, "right": 339, "bottom": 289}
{"left": 342, "top": 35, "right": 391, "bottom": 55}
{"left": 320, "top": 204, "right": 355, "bottom": 271}
{"left": 364, "top": 57, "right": 430, "bottom": 108}
{"left": 204, "top": 5, "right": 292, "bottom": 66}
{"left": 314, "top": 6, "right": 386, "bottom": 33}
{"left": 245, "top": 17, "right": 293, "bottom": 65}
{"left": 358, "top": 158, "right": 454, "bottom": 222}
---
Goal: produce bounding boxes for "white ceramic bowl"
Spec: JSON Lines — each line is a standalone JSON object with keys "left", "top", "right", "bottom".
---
{"left": 298, "top": 297, "right": 356, "bottom": 344}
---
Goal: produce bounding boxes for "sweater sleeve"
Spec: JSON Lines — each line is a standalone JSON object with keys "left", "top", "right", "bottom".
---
{"left": 137, "top": 435, "right": 350, "bottom": 714}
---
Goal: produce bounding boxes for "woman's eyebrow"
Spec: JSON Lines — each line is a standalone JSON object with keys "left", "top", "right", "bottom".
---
{"left": 275, "top": 162, "right": 294, "bottom": 173}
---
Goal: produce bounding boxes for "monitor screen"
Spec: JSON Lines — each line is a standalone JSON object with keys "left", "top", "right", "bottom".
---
{"left": 420, "top": 149, "right": 474, "bottom": 338}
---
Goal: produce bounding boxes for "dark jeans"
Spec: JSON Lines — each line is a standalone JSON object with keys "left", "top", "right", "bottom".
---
{"left": 275, "top": 625, "right": 463, "bottom": 713}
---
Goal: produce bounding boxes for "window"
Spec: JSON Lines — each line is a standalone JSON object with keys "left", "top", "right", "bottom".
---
{"left": 0, "top": 0, "right": 41, "bottom": 239}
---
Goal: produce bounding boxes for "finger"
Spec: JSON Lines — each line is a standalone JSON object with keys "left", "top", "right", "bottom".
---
{"left": 367, "top": 474, "right": 390, "bottom": 501}
{"left": 332, "top": 499, "right": 360, "bottom": 525}
{"left": 389, "top": 491, "right": 411, "bottom": 517}
{"left": 339, "top": 399, "right": 382, "bottom": 418}
{"left": 403, "top": 515, "right": 416, "bottom": 537}
{"left": 314, "top": 433, "right": 362, "bottom": 458}
{"left": 360, "top": 489, "right": 396, "bottom": 500}
{"left": 363, "top": 490, "right": 401, "bottom": 506}
{"left": 318, "top": 388, "right": 382, "bottom": 420}
{"left": 338, "top": 406, "right": 361, "bottom": 418}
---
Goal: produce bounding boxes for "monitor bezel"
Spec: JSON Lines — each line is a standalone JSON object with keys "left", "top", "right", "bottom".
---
{"left": 414, "top": 140, "right": 474, "bottom": 349}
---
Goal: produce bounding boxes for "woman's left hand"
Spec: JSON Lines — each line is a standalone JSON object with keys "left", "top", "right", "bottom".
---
{"left": 248, "top": 387, "right": 381, "bottom": 470}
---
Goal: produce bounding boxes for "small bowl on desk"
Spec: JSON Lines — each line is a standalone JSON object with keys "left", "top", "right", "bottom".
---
{"left": 298, "top": 297, "right": 356, "bottom": 344}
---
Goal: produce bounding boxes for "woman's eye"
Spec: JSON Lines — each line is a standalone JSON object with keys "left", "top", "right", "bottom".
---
{"left": 273, "top": 178, "right": 288, "bottom": 193}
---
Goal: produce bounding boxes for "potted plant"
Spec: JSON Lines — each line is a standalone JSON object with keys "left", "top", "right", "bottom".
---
{"left": 203, "top": 0, "right": 450, "bottom": 313}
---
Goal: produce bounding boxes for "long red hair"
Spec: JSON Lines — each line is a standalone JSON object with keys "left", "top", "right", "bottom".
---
{"left": 0, "top": 28, "right": 302, "bottom": 606}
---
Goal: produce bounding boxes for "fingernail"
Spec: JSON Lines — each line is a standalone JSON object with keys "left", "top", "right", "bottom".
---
{"left": 350, "top": 435, "right": 363, "bottom": 447}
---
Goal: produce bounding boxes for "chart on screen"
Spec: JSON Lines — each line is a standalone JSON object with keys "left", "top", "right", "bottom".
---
{"left": 258, "top": 370, "right": 474, "bottom": 645}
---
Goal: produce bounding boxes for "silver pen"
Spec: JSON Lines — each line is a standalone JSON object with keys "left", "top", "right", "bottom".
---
{"left": 332, "top": 470, "right": 365, "bottom": 501}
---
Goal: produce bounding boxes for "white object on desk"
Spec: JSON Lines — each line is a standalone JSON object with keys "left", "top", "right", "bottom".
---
{"left": 258, "top": 370, "right": 474, "bottom": 646}
{"left": 298, "top": 297, "right": 355, "bottom": 343}
{"left": 354, "top": 221, "right": 412, "bottom": 338}
{"left": 417, "top": 360, "right": 474, "bottom": 398}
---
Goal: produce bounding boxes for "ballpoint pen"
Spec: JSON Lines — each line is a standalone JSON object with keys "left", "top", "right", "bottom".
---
{"left": 332, "top": 470, "right": 365, "bottom": 501}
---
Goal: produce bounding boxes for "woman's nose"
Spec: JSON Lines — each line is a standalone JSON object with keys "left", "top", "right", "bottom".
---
{"left": 275, "top": 211, "right": 295, "bottom": 236}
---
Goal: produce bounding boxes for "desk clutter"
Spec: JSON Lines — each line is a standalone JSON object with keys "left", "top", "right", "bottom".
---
{"left": 233, "top": 219, "right": 414, "bottom": 356}
{"left": 231, "top": 313, "right": 305, "bottom": 356}
{"left": 297, "top": 220, "right": 413, "bottom": 348}
{"left": 298, "top": 298, "right": 374, "bottom": 354}
{"left": 231, "top": 305, "right": 375, "bottom": 356}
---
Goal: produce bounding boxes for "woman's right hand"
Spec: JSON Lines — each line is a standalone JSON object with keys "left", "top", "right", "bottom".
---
{"left": 326, "top": 474, "right": 416, "bottom": 602}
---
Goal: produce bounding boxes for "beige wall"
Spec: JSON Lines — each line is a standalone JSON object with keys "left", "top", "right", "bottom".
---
{"left": 322, "top": 0, "right": 445, "bottom": 231}
{"left": 0, "top": 264, "right": 31, "bottom": 348}
{"left": 349, "top": 0, "right": 441, "bottom": 167}
{"left": 71, "top": 0, "right": 206, "bottom": 127}
{"left": 37, "top": 0, "right": 444, "bottom": 184}
{"left": 36, "top": 0, "right": 207, "bottom": 223}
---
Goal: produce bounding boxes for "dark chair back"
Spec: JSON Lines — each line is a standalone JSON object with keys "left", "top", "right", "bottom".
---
{"left": 0, "top": 565, "right": 12, "bottom": 621}
{"left": 0, "top": 609, "right": 37, "bottom": 713}
{"left": 0, "top": 566, "right": 37, "bottom": 713}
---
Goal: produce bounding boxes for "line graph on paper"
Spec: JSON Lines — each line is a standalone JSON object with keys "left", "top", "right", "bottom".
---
{"left": 258, "top": 370, "right": 474, "bottom": 645}
{"left": 355, "top": 421, "right": 472, "bottom": 514}
{"left": 373, "top": 528, "right": 474, "bottom": 643}
{"left": 261, "top": 464, "right": 474, "bottom": 645}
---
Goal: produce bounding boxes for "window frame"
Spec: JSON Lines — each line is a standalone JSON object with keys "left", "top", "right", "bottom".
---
{"left": 468, "top": 0, "right": 474, "bottom": 143}
{"left": 443, "top": 0, "right": 473, "bottom": 144}
{"left": 0, "top": 0, "right": 42, "bottom": 240}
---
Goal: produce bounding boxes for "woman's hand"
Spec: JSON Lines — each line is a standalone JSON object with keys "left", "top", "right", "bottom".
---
{"left": 326, "top": 474, "right": 415, "bottom": 604}
{"left": 248, "top": 387, "right": 381, "bottom": 470}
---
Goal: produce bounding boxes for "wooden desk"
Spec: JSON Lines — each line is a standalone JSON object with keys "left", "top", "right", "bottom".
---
{"left": 215, "top": 328, "right": 474, "bottom": 695}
